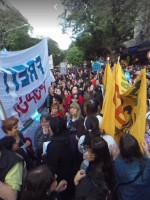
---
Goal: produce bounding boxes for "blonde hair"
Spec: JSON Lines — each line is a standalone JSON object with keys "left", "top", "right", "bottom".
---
{"left": 69, "top": 102, "right": 81, "bottom": 120}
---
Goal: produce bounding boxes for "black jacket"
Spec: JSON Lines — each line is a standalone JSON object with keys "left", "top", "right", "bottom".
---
{"left": 46, "top": 134, "right": 74, "bottom": 200}
{"left": 46, "top": 134, "right": 73, "bottom": 181}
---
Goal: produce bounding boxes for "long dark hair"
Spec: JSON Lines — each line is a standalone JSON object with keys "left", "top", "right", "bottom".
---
{"left": 120, "top": 133, "right": 143, "bottom": 162}
{"left": 84, "top": 116, "right": 104, "bottom": 145}
{"left": 85, "top": 100, "right": 98, "bottom": 116}
{"left": 76, "top": 169, "right": 110, "bottom": 200}
{"left": 21, "top": 165, "right": 56, "bottom": 200}
{"left": 86, "top": 136, "right": 115, "bottom": 195}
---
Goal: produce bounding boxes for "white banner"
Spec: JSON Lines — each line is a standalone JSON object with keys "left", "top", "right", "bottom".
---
{"left": 0, "top": 39, "right": 55, "bottom": 139}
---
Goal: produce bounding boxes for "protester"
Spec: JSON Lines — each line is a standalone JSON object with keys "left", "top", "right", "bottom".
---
{"left": 1, "top": 117, "right": 34, "bottom": 170}
{"left": 76, "top": 135, "right": 115, "bottom": 199}
{"left": 0, "top": 143, "right": 23, "bottom": 200}
{"left": 65, "top": 85, "right": 83, "bottom": 114}
{"left": 50, "top": 102, "right": 63, "bottom": 118}
{"left": 21, "top": 165, "right": 67, "bottom": 200}
{"left": 78, "top": 116, "right": 117, "bottom": 170}
{"left": 45, "top": 117, "right": 74, "bottom": 200}
{"left": 67, "top": 102, "right": 85, "bottom": 173}
{"left": 83, "top": 84, "right": 90, "bottom": 117}
{"left": 75, "top": 170, "right": 111, "bottom": 200}
{"left": 111, "top": 133, "right": 150, "bottom": 200}
{"left": 52, "top": 94, "right": 64, "bottom": 116}
{"left": 55, "top": 87, "right": 62, "bottom": 96}
{"left": 34, "top": 112, "right": 52, "bottom": 165}
{"left": 46, "top": 86, "right": 54, "bottom": 113}
{"left": 1, "top": 59, "right": 150, "bottom": 200}
{"left": 0, "top": 136, "right": 18, "bottom": 152}
{"left": 67, "top": 102, "right": 85, "bottom": 139}
{"left": 84, "top": 100, "right": 103, "bottom": 128}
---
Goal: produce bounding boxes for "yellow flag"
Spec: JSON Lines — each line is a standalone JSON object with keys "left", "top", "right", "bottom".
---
{"left": 103, "top": 62, "right": 112, "bottom": 87}
{"left": 114, "top": 62, "right": 131, "bottom": 95}
{"left": 101, "top": 62, "right": 112, "bottom": 115}
{"left": 101, "top": 63, "right": 115, "bottom": 137}
{"left": 120, "top": 69, "right": 147, "bottom": 145}
{"left": 113, "top": 62, "right": 130, "bottom": 132}
{"left": 101, "top": 62, "right": 130, "bottom": 138}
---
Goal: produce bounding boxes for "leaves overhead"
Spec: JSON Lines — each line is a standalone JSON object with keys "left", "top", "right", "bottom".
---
{"left": 66, "top": 45, "right": 84, "bottom": 66}
{"left": 0, "top": 3, "right": 65, "bottom": 66}
{"left": 60, "top": 0, "right": 148, "bottom": 59}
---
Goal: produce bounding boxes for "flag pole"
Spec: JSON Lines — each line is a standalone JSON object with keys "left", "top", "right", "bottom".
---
{"left": 0, "top": 100, "right": 7, "bottom": 120}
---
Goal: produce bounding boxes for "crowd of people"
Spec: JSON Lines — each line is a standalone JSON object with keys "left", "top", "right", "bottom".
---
{"left": 1, "top": 63, "right": 150, "bottom": 200}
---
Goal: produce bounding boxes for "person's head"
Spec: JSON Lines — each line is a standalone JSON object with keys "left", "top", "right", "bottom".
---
{"left": 48, "top": 86, "right": 54, "bottom": 95}
{"left": 64, "top": 88, "right": 69, "bottom": 97}
{"left": 1, "top": 117, "right": 19, "bottom": 137}
{"left": 84, "top": 136, "right": 110, "bottom": 166}
{"left": 85, "top": 116, "right": 99, "bottom": 131}
{"left": 66, "top": 80, "right": 71, "bottom": 87}
{"left": 69, "top": 102, "right": 81, "bottom": 120}
{"left": 56, "top": 88, "right": 62, "bottom": 96}
{"left": 58, "top": 78, "right": 62, "bottom": 85}
{"left": 22, "top": 165, "right": 57, "bottom": 200}
{"left": 95, "top": 86, "right": 103, "bottom": 111}
{"left": 53, "top": 94, "right": 62, "bottom": 104}
{"left": 71, "top": 85, "right": 78, "bottom": 95}
{"left": 77, "top": 77, "right": 82, "bottom": 84}
{"left": 96, "top": 79, "right": 100, "bottom": 86}
{"left": 0, "top": 136, "right": 18, "bottom": 152}
{"left": 62, "top": 81, "right": 66, "bottom": 88}
{"left": 71, "top": 94, "right": 78, "bottom": 103}
{"left": 50, "top": 117, "right": 68, "bottom": 137}
{"left": 85, "top": 100, "right": 98, "bottom": 116}
{"left": 51, "top": 103, "right": 59, "bottom": 116}
{"left": 40, "top": 112, "right": 50, "bottom": 128}
{"left": 84, "top": 84, "right": 90, "bottom": 93}
{"left": 119, "top": 133, "right": 143, "bottom": 162}
{"left": 76, "top": 169, "right": 110, "bottom": 200}
{"left": 90, "top": 84, "right": 94, "bottom": 92}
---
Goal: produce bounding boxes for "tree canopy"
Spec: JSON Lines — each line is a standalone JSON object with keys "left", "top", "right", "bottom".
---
{"left": 60, "top": 0, "right": 148, "bottom": 60}
{"left": 0, "top": 3, "right": 65, "bottom": 66}
{"left": 48, "top": 39, "right": 66, "bottom": 66}
{"left": 66, "top": 44, "right": 84, "bottom": 66}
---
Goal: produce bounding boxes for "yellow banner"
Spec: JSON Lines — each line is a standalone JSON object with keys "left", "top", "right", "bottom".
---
{"left": 101, "top": 62, "right": 130, "bottom": 139}
{"left": 101, "top": 62, "right": 112, "bottom": 115}
{"left": 120, "top": 69, "right": 147, "bottom": 145}
{"left": 103, "top": 62, "right": 112, "bottom": 87}
{"left": 113, "top": 62, "right": 130, "bottom": 132}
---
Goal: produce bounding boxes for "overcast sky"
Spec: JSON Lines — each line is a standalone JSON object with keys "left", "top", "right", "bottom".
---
{"left": 8, "top": 0, "right": 72, "bottom": 50}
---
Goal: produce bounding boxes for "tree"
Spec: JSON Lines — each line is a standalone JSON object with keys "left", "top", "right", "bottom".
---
{"left": 66, "top": 45, "right": 84, "bottom": 66}
{"left": 0, "top": 6, "right": 34, "bottom": 50}
{"left": 48, "top": 39, "right": 66, "bottom": 66}
{"left": 60, "top": 0, "right": 147, "bottom": 60}
{"left": 0, "top": 4, "right": 65, "bottom": 66}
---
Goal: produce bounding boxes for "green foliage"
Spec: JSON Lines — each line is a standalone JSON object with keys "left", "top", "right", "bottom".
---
{"left": 60, "top": 0, "right": 146, "bottom": 59}
{"left": 0, "top": 4, "right": 65, "bottom": 66}
{"left": 66, "top": 45, "right": 84, "bottom": 66}
{"left": 48, "top": 39, "right": 66, "bottom": 66}
{"left": 0, "top": 7, "right": 30, "bottom": 50}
